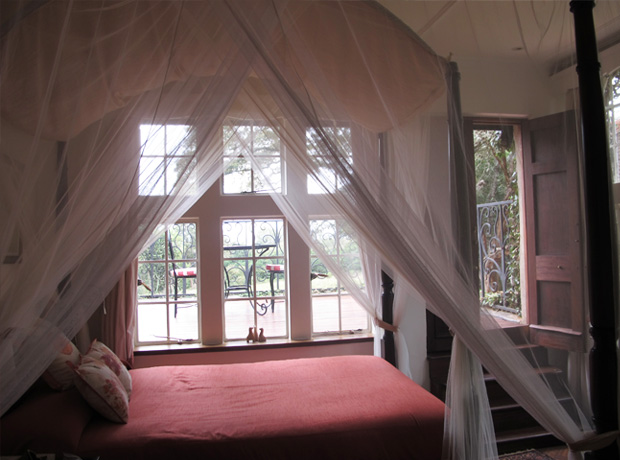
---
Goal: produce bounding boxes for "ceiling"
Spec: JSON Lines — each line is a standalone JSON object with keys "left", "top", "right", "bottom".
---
{"left": 380, "top": 0, "right": 620, "bottom": 74}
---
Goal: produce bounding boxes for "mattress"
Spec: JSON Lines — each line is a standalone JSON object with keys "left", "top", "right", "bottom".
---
{"left": 1, "top": 355, "right": 445, "bottom": 460}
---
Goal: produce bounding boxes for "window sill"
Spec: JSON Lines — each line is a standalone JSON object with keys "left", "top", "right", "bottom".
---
{"left": 134, "top": 333, "right": 374, "bottom": 356}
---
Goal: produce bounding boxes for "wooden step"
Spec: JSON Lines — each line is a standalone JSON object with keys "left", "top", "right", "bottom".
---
{"left": 484, "top": 366, "right": 565, "bottom": 401}
{"left": 492, "top": 403, "right": 541, "bottom": 432}
{"left": 427, "top": 341, "right": 568, "bottom": 454}
{"left": 496, "top": 426, "right": 563, "bottom": 454}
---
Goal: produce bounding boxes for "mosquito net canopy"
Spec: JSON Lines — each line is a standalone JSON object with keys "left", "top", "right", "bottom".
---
{"left": 1, "top": 1, "right": 616, "bottom": 458}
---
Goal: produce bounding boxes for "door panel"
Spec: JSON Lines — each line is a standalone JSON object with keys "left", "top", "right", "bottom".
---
{"left": 523, "top": 111, "right": 585, "bottom": 352}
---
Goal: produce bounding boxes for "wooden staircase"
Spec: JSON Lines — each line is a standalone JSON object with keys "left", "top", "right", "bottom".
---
{"left": 427, "top": 325, "right": 565, "bottom": 454}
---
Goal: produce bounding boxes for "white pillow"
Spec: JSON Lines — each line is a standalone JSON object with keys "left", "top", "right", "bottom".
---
{"left": 42, "top": 338, "right": 81, "bottom": 391}
{"left": 85, "top": 339, "right": 132, "bottom": 398}
{"left": 71, "top": 356, "right": 129, "bottom": 423}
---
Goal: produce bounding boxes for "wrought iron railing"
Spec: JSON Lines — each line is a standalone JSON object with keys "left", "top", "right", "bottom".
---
{"left": 222, "top": 219, "right": 284, "bottom": 297}
{"left": 477, "top": 200, "right": 520, "bottom": 314}
{"left": 138, "top": 222, "right": 197, "bottom": 300}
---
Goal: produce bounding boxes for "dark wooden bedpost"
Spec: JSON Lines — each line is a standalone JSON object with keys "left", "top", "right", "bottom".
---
{"left": 381, "top": 271, "right": 396, "bottom": 366}
{"left": 570, "top": 1, "right": 619, "bottom": 458}
{"left": 378, "top": 132, "right": 397, "bottom": 367}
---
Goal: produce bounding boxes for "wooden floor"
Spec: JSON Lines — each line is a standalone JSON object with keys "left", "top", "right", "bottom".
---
{"left": 539, "top": 447, "right": 568, "bottom": 460}
{"left": 540, "top": 447, "right": 568, "bottom": 460}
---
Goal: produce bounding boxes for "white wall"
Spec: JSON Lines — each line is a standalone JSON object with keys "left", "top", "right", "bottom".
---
{"left": 134, "top": 339, "right": 373, "bottom": 368}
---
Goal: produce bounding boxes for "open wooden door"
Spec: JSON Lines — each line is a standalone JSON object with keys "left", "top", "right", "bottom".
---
{"left": 522, "top": 111, "right": 586, "bottom": 352}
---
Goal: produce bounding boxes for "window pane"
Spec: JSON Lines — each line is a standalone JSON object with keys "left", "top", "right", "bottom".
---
{"left": 310, "top": 218, "right": 369, "bottom": 335}
{"left": 253, "top": 126, "right": 279, "bottom": 156}
{"left": 223, "top": 123, "right": 282, "bottom": 194}
{"left": 138, "top": 262, "right": 166, "bottom": 300}
{"left": 306, "top": 126, "right": 352, "bottom": 194}
{"left": 253, "top": 156, "right": 281, "bottom": 193}
{"left": 311, "top": 268, "right": 336, "bottom": 294}
{"left": 256, "top": 303, "right": 287, "bottom": 337}
{"left": 137, "top": 221, "right": 200, "bottom": 345}
{"left": 137, "top": 303, "right": 168, "bottom": 342}
{"left": 166, "top": 125, "right": 194, "bottom": 155}
{"left": 310, "top": 219, "right": 337, "bottom": 255}
{"left": 340, "top": 295, "right": 369, "bottom": 331}
{"left": 312, "top": 295, "right": 339, "bottom": 333}
{"left": 254, "top": 219, "right": 283, "bottom": 256}
{"left": 139, "top": 236, "right": 166, "bottom": 261}
{"left": 168, "top": 263, "right": 198, "bottom": 301}
{"left": 169, "top": 222, "right": 197, "bottom": 260}
{"left": 223, "top": 259, "right": 252, "bottom": 299}
{"left": 139, "top": 124, "right": 196, "bottom": 196}
{"left": 223, "top": 217, "right": 287, "bottom": 341}
{"left": 223, "top": 157, "right": 252, "bottom": 194}
{"left": 341, "top": 255, "right": 365, "bottom": 289}
{"left": 167, "top": 157, "right": 197, "bottom": 194}
{"left": 224, "top": 300, "right": 253, "bottom": 340}
{"left": 139, "top": 156, "right": 165, "bottom": 196}
{"left": 223, "top": 219, "right": 253, "bottom": 252}
{"left": 140, "top": 124, "right": 165, "bottom": 156}
{"left": 169, "top": 303, "right": 199, "bottom": 341}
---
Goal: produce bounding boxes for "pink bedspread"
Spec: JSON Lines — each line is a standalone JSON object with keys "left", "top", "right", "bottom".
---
{"left": 80, "top": 355, "right": 444, "bottom": 459}
{"left": 2, "top": 355, "right": 445, "bottom": 459}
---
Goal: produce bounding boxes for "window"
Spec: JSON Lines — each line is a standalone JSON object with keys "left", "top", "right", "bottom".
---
{"left": 222, "top": 123, "right": 283, "bottom": 194}
{"left": 473, "top": 126, "right": 521, "bottom": 316}
{"left": 222, "top": 218, "right": 288, "bottom": 340}
{"left": 460, "top": 115, "right": 585, "bottom": 353}
{"left": 134, "top": 117, "right": 374, "bottom": 349}
{"left": 139, "top": 124, "right": 196, "bottom": 196}
{"left": 137, "top": 221, "right": 200, "bottom": 344}
{"left": 310, "top": 219, "right": 369, "bottom": 334}
{"left": 306, "top": 126, "right": 353, "bottom": 194}
{"left": 605, "top": 67, "right": 620, "bottom": 183}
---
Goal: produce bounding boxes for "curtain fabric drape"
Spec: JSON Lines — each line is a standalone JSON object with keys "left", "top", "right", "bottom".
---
{"left": 102, "top": 260, "right": 138, "bottom": 366}
{"left": 0, "top": 1, "right": 605, "bottom": 458}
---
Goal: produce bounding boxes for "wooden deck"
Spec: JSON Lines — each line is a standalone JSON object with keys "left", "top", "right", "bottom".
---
{"left": 137, "top": 294, "right": 370, "bottom": 344}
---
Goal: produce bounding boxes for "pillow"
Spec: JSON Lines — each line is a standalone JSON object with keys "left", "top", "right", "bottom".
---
{"left": 85, "top": 339, "right": 132, "bottom": 398}
{"left": 71, "top": 356, "right": 129, "bottom": 424}
{"left": 0, "top": 384, "right": 94, "bottom": 455}
{"left": 42, "top": 338, "right": 81, "bottom": 391}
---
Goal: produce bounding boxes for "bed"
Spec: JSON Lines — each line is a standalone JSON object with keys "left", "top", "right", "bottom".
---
{"left": 0, "top": 355, "right": 445, "bottom": 460}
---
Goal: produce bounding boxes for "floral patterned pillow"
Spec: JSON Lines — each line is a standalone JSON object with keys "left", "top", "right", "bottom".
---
{"left": 85, "top": 340, "right": 132, "bottom": 398}
{"left": 71, "top": 356, "right": 129, "bottom": 423}
{"left": 42, "top": 338, "right": 81, "bottom": 391}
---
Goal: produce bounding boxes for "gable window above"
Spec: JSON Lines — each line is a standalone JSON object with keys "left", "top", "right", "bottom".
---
{"left": 222, "top": 122, "right": 283, "bottom": 194}
{"left": 307, "top": 126, "right": 353, "bottom": 194}
{"left": 139, "top": 124, "right": 197, "bottom": 196}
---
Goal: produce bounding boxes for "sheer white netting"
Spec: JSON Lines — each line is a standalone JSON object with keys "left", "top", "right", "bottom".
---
{"left": 0, "top": 1, "right": 614, "bottom": 458}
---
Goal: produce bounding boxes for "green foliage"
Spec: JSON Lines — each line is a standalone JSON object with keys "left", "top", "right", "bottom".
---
{"left": 137, "top": 223, "right": 197, "bottom": 299}
{"left": 474, "top": 128, "right": 517, "bottom": 204}
{"left": 475, "top": 128, "right": 521, "bottom": 315}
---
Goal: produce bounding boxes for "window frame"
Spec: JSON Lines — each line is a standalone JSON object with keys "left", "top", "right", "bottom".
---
{"left": 134, "top": 117, "right": 375, "bottom": 349}
{"left": 136, "top": 218, "right": 201, "bottom": 346}
{"left": 309, "top": 217, "right": 370, "bottom": 336}
{"left": 221, "top": 216, "right": 289, "bottom": 342}
{"left": 138, "top": 123, "right": 197, "bottom": 196}
{"left": 221, "top": 120, "right": 286, "bottom": 195}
